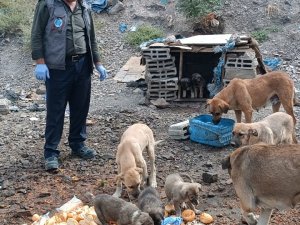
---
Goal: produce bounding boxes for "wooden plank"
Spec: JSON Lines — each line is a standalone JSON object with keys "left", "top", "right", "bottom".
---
{"left": 180, "top": 34, "right": 232, "bottom": 45}
{"left": 114, "top": 57, "right": 145, "bottom": 82}
{"left": 178, "top": 50, "right": 183, "bottom": 99}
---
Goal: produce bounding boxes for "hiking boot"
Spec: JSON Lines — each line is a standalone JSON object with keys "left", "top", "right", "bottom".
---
{"left": 71, "top": 146, "right": 96, "bottom": 159}
{"left": 45, "top": 156, "right": 59, "bottom": 171}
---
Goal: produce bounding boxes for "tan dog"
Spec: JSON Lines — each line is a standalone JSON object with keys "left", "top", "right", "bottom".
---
{"left": 113, "top": 123, "right": 160, "bottom": 198}
{"left": 231, "top": 112, "right": 297, "bottom": 147}
{"left": 222, "top": 144, "right": 300, "bottom": 225}
{"left": 207, "top": 71, "right": 296, "bottom": 125}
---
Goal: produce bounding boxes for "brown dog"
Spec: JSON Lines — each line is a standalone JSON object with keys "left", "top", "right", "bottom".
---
{"left": 231, "top": 112, "right": 297, "bottom": 147}
{"left": 222, "top": 144, "right": 300, "bottom": 225}
{"left": 207, "top": 71, "right": 296, "bottom": 125}
{"left": 113, "top": 123, "right": 160, "bottom": 198}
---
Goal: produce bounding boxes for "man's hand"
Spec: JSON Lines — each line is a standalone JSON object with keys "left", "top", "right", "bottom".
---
{"left": 96, "top": 64, "right": 108, "bottom": 81}
{"left": 35, "top": 64, "right": 50, "bottom": 81}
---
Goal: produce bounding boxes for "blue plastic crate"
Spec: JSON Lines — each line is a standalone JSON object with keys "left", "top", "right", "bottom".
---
{"left": 189, "top": 114, "right": 235, "bottom": 147}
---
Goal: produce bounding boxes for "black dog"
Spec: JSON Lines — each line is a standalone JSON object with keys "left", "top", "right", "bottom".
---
{"left": 138, "top": 186, "right": 164, "bottom": 225}
{"left": 191, "top": 73, "right": 206, "bottom": 98}
{"left": 180, "top": 77, "right": 192, "bottom": 98}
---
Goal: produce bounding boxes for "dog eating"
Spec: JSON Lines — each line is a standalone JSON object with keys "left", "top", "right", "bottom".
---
{"left": 207, "top": 71, "right": 296, "bottom": 125}
{"left": 164, "top": 173, "right": 202, "bottom": 216}
{"left": 138, "top": 184, "right": 164, "bottom": 225}
{"left": 231, "top": 112, "right": 297, "bottom": 147}
{"left": 113, "top": 123, "right": 160, "bottom": 198}
{"left": 222, "top": 144, "right": 300, "bottom": 225}
{"left": 94, "top": 194, "right": 154, "bottom": 225}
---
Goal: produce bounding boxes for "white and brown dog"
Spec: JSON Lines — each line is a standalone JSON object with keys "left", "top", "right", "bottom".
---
{"left": 231, "top": 112, "right": 297, "bottom": 147}
{"left": 113, "top": 123, "right": 161, "bottom": 198}
{"left": 222, "top": 144, "right": 300, "bottom": 225}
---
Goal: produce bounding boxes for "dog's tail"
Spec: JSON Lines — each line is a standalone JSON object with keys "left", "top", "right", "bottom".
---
{"left": 221, "top": 155, "right": 231, "bottom": 170}
{"left": 179, "top": 173, "right": 194, "bottom": 183}
{"left": 154, "top": 140, "right": 164, "bottom": 146}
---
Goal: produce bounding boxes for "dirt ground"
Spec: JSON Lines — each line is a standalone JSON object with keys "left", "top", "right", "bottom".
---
{"left": 0, "top": 0, "right": 300, "bottom": 224}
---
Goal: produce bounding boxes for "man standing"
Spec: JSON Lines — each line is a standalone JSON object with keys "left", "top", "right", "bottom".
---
{"left": 31, "top": 0, "right": 107, "bottom": 171}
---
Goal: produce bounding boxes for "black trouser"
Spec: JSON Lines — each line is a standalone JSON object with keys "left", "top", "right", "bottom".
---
{"left": 44, "top": 55, "right": 92, "bottom": 159}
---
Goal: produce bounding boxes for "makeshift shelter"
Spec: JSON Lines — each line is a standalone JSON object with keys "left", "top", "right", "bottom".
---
{"left": 141, "top": 34, "right": 266, "bottom": 101}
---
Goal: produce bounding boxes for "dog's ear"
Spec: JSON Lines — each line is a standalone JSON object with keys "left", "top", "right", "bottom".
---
{"left": 248, "top": 129, "right": 258, "bottom": 136}
{"left": 135, "top": 167, "right": 143, "bottom": 174}
{"left": 115, "top": 173, "right": 124, "bottom": 182}
{"left": 219, "top": 101, "right": 229, "bottom": 113}
{"left": 221, "top": 155, "right": 231, "bottom": 170}
{"left": 205, "top": 99, "right": 212, "bottom": 109}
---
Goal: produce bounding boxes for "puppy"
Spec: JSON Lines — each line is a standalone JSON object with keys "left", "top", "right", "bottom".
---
{"left": 164, "top": 173, "right": 202, "bottom": 216}
{"left": 191, "top": 73, "right": 206, "bottom": 98}
{"left": 113, "top": 123, "right": 160, "bottom": 198}
{"left": 206, "top": 71, "right": 296, "bottom": 125}
{"left": 94, "top": 194, "right": 154, "bottom": 225}
{"left": 180, "top": 77, "right": 192, "bottom": 98}
{"left": 222, "top": 144, "right": 300, "bottom": 225}
{"left": 138, "top": 181, "right": 164, "bottom": 225}
{"left": 231, "top": 112, "right": 297, "bottom": 147}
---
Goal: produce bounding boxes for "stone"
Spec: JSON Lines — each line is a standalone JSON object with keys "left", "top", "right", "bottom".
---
{"left": 202, "top": 172, "right": 218, "bottom": 183}
{"left": 150, "top": 98, "right": 170, "bottom": 108}
{"left": 0, "top": 99, "right": 10, "bottom": 115}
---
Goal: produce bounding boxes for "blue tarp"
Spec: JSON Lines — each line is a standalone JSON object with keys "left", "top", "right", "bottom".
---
{"left": 263, "top": 57, "right": 282, "bottom": 71}
{"left": 207, "top": 35, "right": 237, "bottom": 97}
{"left": 85, "top": 0, "right": 108, "bottom": 13}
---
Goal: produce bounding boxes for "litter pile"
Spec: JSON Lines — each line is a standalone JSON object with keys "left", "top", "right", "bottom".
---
{"left": 28, "top": 196, "right": 99, "bottom": 225}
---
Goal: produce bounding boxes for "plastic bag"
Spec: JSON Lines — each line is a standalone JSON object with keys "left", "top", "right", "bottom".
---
{"left": 56, "top": 196, "right": 83, "bottom": 213}
{"left": 162, "top": 216, "right": 183, "bottom": 225}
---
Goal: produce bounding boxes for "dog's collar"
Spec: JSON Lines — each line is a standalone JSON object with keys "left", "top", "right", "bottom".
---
{"left": 131, "top": 210, "right": 141, "bottom": 222}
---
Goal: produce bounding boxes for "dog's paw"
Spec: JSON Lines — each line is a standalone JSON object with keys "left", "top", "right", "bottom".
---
{"left": 151, "top": 181, "right": 157, "bottom": 188}
{"left": 112, "top": 191, "right": 121, "bottom": 198}
{"left": 181, "top": 202, "right": 188, "bottom": 209}
{"left": 242, "top": 213, "right": 258, "bottom": 225}
{"left": 195, "top": 209, "right": 201, "bottom": 215}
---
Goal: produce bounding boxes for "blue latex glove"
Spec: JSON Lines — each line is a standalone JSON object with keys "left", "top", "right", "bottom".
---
{"left": 35, "top": 64, "right": 50, "bottom": 81}
{"left": 96, "top": 64, "right": 108, "bottom": 81}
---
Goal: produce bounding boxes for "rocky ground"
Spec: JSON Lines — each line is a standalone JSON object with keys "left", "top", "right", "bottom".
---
{"left": 0, "top": 0, "right": 300, "bottom": 224}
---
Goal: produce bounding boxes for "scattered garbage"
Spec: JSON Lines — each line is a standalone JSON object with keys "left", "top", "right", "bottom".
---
{"left": 160, "top": 0, "right": 169, "bottom": 5}
{"left": 140, "top": 37, "right": 165, "bottom": 49}
{"left": 162, "top": 216, "right": 183, "bottom": 225}
{"left": 263, "top": 57, "right": 282, "bottom": 71}
{"left": 90, "top": 0, "right": 108, "bottom": 13}
{"left": 119, "top": 23, "right": 127, "bottom": 33}
{"left": 107, "top": 0, "right": 125, "bottom": 15}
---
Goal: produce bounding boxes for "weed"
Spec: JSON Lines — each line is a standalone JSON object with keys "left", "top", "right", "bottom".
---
{"left": 0, "top": 0, "right": 35, "bottom": 47}
{"left": 251, "top": 30, "right": 269, "bottom": 42}
{"left": 176, "top": 0, "right": 221, "bottom": 18}
{"left": 93, "top": 15, "right": 105, "bottom": 32}
{"left": 125, "top": 24, "right": 164, "bottom": 47}
{"left": 251, "top": 26, "right": 280, "bottom": 43}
